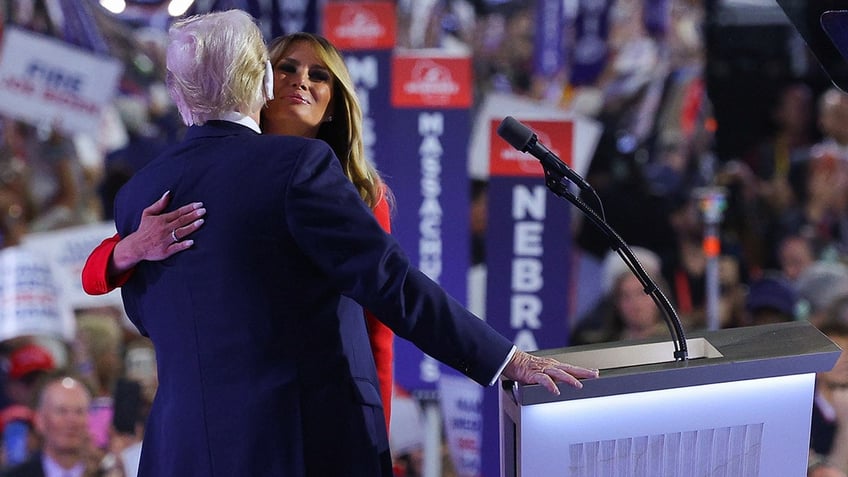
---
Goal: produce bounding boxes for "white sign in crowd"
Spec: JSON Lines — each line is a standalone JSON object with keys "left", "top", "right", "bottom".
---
{"left": 0, "top": 26, "right": 123, "bottom": 137}
{"left": 0, "top": 222, "right": 123, "bottom": 343}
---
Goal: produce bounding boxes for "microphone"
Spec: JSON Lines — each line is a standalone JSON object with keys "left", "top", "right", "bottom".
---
{"left": 498, "top": 117, "right": 688, "bottom": 360}
{"left": 497, "top": 116, "right": 592, "bottom": 191}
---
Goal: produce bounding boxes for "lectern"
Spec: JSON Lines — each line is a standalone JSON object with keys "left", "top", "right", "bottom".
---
{"left": 500, "top": 321, "right": 841, "bottom": 477}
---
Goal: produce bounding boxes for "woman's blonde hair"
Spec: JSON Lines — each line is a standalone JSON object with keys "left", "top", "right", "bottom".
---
{"left": 166, "top": 10, "right": 268, "bottom": 126}
{"left": 266, "top": 33, "right": 385, "bottom": 209}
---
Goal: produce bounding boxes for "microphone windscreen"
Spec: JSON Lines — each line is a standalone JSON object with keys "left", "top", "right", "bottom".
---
{"left": 497, "top": 116, "right": 534, "bottom": 152}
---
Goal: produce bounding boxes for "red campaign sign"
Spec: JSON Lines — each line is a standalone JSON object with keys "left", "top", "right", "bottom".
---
{"left": 322, "top": 1, "right": 396, "bottom": 51}
{"left": 391, "top": 55, "right": 472, "bottom": 109}
{"left": 489, "top": 119, "right": 574, "bottom": 177}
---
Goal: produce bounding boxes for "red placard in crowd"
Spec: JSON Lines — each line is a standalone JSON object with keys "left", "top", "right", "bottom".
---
{"left": 391, "top": 54, "right": 472, "bottom": 109}
{"left": 489, "top": 119, "right": 574, "bottom": 177}
{"left": 323, "top": 1, "right": 396, "bottom": 51}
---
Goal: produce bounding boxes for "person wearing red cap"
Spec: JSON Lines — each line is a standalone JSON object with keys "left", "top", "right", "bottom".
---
{"left": 0, "top": 342, "right": 57, "bottom": 470}
{"left": 4, "top": 344, "right": 56, "bottom": 411}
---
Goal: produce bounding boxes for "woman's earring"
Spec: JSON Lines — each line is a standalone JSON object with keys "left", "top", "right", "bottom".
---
{"left": 325, "top": 115, "right": 334, "bottom": 123}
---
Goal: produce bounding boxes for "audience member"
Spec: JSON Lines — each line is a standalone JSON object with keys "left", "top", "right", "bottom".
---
{"left": 0, "top": 374, "right": 107, "bottom": 477}
{"left": 121, "top": 338, "right": 156, "bottom": 419}
{"left": 98, "top": 96, "right": 177, "bottom": 221}
{"left": 781, "top": 88, "right": 848, "bottom": 263}
{"left": 814, "top": 88, "right": 848, "bottom": 161}
{"left": 74, "top": 313, "right": 123, "bottom": 451}
{"left": 796, "top": 261, "right": 848, "bottom": 327}
{"left": 571, "top": 246, "right": 669, "bottom": 345}
{"left": 743, "top": 82, "right": 814, "bottom": 181}
{"left": 809, "top": 456, "right": 848, "bottom": 477}
{"left": 743, "top": 273, "right": 798, "bottom": 326}
{"left": 739, "top": 82, "right": 814, "bottom": 271}
{"left": 105, "top": 337, "right": 156, "bottom": 477}
{"left": 786, "top": 150, "right": 848, "bottom": 261}
{"left": 811, "top": 317, "right": 848, "bottom": 476}
{"left": 389, "top": 385, "right": 425, "bottom": 477}
{"left": 661, "top": 193, "right": 749, "bottom": 330}
{"left": 0, "top": 164, "right": 27, "bottom": 250}
{"left": 778, "top": 233, "right": 817, "bottom": 284}
{"left": 1, "top": 121, "right": 86, "bottom": 233}
{"left": 3, "top": 343, "right": 56, "bottom": 410}
{"left": 714, "top": 253, "right": 749, "bottom": 329}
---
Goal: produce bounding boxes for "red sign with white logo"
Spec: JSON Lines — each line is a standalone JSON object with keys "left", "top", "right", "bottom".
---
{"left": 391, "top": 55, "right": 472, "bottom": 109}
{"left": 323, "top": 1, "right": 396, "bottom": 50}
{"left": 489, "top": 119, "right": 574, "bottom": 177}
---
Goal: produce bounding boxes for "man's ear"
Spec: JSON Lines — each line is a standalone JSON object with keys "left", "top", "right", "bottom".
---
{"left": 263, "top": 60, "right": 274, "bottom": 101}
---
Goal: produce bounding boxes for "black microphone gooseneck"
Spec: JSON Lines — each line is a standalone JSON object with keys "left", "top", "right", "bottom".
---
{"left": 497, "top": 116, "right": 688, "bottom": 361}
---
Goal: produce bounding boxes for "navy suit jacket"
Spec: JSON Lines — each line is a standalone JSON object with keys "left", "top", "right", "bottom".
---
{"left": 114, "top": 121, "right": 514, "bottom": 477}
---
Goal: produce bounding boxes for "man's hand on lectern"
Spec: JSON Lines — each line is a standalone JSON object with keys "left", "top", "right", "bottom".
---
{"left": 502, "top": 350, "right": 599, "bottom": 395}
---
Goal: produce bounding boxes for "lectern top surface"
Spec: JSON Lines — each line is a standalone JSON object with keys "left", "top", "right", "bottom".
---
{"left": 507, "top": 321, "right": 841, "bottom": 405}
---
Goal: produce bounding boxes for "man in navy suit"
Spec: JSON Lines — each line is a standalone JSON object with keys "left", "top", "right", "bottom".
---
{"left": 113, "top": 10, "right": 598, "bottom": 477}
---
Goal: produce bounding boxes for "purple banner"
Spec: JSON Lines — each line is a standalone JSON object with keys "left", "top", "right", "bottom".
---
{"left": 534, "top": 0, "right": 565, "bottom": 78}
{"left": 569, "top": 0, "right": 612, "bottom": 86}
{"left": 342, "top": 50, "right": 392, "bottom": 172}
{"left": 644, "top": 0, "right": 671, "bottom": 39}
{"left": 244, "top": 0, "right": 320, "bottom": 37}
{"left": 384, "top": 107, "right": 472, "bottom": 392}
{"left": 385, "top": 53, "right": 473, "bottom": 393}
{"left": 480, "top": 163, "right": 574, "bottom": 476}
{"left": 59, "top": 0, "right": 109, "bottom": 54}
{"left": 484, "top": 181, "right": 572, "bottom": 351}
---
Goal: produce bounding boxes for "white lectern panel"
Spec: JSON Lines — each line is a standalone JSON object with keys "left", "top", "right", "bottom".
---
{"left": 505, "top": 373, "right": 814, "bottom": 477}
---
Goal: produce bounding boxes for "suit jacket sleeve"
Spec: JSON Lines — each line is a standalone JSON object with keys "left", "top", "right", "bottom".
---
{"left": 365, "top": 193, "right": 394, "bottom": 427}
{"left": 284, "top": 140, "right": 513, "bottom": 386}
{"left": 81, "top": 233, "right": 134, "bottom": 295}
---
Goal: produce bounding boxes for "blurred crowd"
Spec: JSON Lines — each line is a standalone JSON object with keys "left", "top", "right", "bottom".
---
{"left": 1, "top": 0, "right": 848, "bottom": 476}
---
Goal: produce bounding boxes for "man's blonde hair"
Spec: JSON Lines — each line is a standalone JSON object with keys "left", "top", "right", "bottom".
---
{"left": 166, "top": 10, "right": 268, "bottom": 126}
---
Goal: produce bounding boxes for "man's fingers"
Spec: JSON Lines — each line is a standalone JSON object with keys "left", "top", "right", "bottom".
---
{"left": 545, "top": 368, "right": 583, "bottom": 390}
{"left": 533, "top": 361, "right": 598, "bottom": 394}
{"left": 506, "top": 351, "right": 599, "bottom": 396}
{"left": 553, "top": 363, "right": 599, "bottom": 379}
{"left": 531, "top": 371, "right": 557, "bottom": 395}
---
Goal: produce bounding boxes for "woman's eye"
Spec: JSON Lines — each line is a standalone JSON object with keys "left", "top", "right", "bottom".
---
{"left": 309, "top": 69, "right": 331, "bottom": 82}
{"left": 278, "top": 63, "right": 297, "bottom": 74}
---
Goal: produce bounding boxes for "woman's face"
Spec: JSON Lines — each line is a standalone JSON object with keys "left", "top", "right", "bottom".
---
{"left": 265, "top": 40, "right": 334, "bottom": 138}
{"left": 615, "top": 274, "right": 659, "bottom": 333}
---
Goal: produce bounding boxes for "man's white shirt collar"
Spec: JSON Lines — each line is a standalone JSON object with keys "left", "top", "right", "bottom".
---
{"left": 216, "top": 112, "right": 261, "bottom": 133}
{"left": 42, "top": 453, "right": 85, "bottom": 477}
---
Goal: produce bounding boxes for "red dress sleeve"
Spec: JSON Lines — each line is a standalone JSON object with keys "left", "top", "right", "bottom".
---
{"left": 365, "top": 194, "right": 394, "bottom": 430}
{"left": 81, "top": 233, "right": 135, "bottom": 295}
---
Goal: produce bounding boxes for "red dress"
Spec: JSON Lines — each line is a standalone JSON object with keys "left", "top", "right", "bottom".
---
{"left": 81, "top": 196, "right": 395, "bottom": 428}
